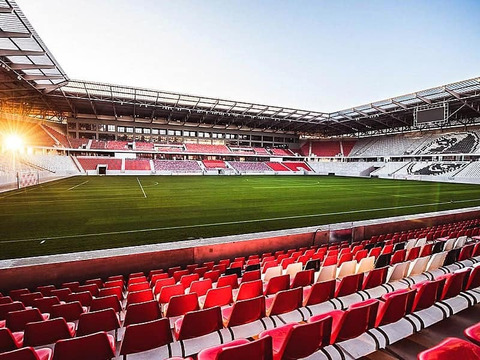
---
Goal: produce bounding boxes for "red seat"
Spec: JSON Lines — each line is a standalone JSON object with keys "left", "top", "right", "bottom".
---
{"left": 127, "top": 282, "right": 150, "bottom": 293}
{"left": 189, "top": 279, "right": 213, "bottom": 297}
{"left": 303, "top": 279, "right": 336, "bottom": 306}
{"left": 309, "top": 300, "right": 373, "bottom": 343}
{"left": 0, "top": 302, "right": 25, "bottom": 322}
{"left": 164, "top": 293, "right": 199, "bottom": 317}
{"left": 406, "top": 246, "right": 421, "bottom": 261}
{"left": 335, "top": 273, "right": 364, "bottom": 297}
{"left": 411, "top": 279, "right": 443, "bottom": 312}
{"left": 235, "top": 279, "right": 263, "bottom": 301}
{"left": 193, "top": 266, "right": 208, "bottom": 278}
{"left": 362, "top": 267, "right": 388, "bottom": 290}
{"left": 464, "top": 321, "right": 480, "bottom": 346}
{"left": 126, "top": 289, "right": 154, "bottom": 307}
{"left": 19, "top": 293, "right": 43, "bottom": 307}
{"left": 0, "top": 297, "right": 12, "bottom": 305}
{"left": 120, "top": 318, "right": 173, "bottom": 357}
{"left": 9, "top": 289, "right": 30, "bottom": 302}
{"left": 65, "top": 291, "right": 93, "bottom": 307}
{"left": 85, "top": 278, "right": 103, "bottom": 289}
{"left": 174, "top": 306, "right": 223, "bottom": 340}
{"left": 90, "top": 295, "right": 122, "bottom": 313}
{"left": 259, "top": 316, "right": 332, "bottom": 360}
{"left": 50, "top": 302, "right": 85, "bottom": 322}
{"left": 36, "top": 285, "right": 55, "bottom": 297}
{"left": 241, "top": 270, "right": 261, "bottom": 283}
{"left": 391, "top": 250, "right": 406, "bottom": 265}
{"left": 52, "top": 331, "right": 115, "bottom": 360}
{"left": 49, "top": 289, "right": 71, "bottom": 302}
{"left": 198, "top": 336, "right": 273, "bottom": 360}
{"left": 173, "top": 270, "right": 190, "bottom": 283}
{"left": 437, "top": 268, "right": 470, "bottom": 300}
{"left": 197, "top": 339, "right": 249, "bottom": 360}
{"left": 0, "top": 328, "right": 23, "bottom": 353}
{"left": 127, "top": 275, "right": 147, "bottom": 286}
{"left": 376, "top": 289, "right": 416, "bottom": 327}
{"left": 180, "top": 273, "right": 200, "bottom": 289}
{"left": 202, "top": 286, "right": 233, "bottom": 309}
{"left": 458, "top": 244, "right": 475, "bottom": 261}
{"left": 104, "top": 279, "right": 124, "bottom": 290}
{"left": 6, "top": 308, "right": 49, "bottom": 332}
{"left": 158, "top": 284, "right": 184, "bottom": 304}
{"left": 77, "top": 284, "right": 99, "bottom": 297}
{"left": 23, "top": 318, "right": 75, "bottom": 347}
{"left": 465, "top": 265, "right": 480, "bottom": 291}
{"left": 124, "top": 300, "right": 162, "bottom": 327}
{"left": 153, "top": 277, "right": 176, "bottom": 296}
{"left": 417, "top": 337, "right": 480, "bottom": 360}
{"left": 150, "top": 273, "right": 169, "bottom": 287}
{"left": 266, "top": 287, "right": 303, "bottom": 316}
{"left": 348, "top": 299, "right": 379, "bottom": 330}
{"left": 0, "top": 347, "right": 52, "bottom": 360}
{"left": 76, "top": 309, "right": 120, "bottom": 337}
{"left": 222, "top": 296, "right": 266, "bottom": 327}
{"left": 290, "top": 270, "right": 314, "bottom": 288}
{"left": 32, "top": 297, "right": 61, "bottom": 314}
{"left": 204, "top": 270, "right": 221, "bottom": 283}
{"left": 264, "top": 275, "right": 290, "bottom": 296}
{"left": 60, "top": 282, "right": 79, "bottom": 293}
{"left": 217, "top": 274, "right": 238, "bottom": 289}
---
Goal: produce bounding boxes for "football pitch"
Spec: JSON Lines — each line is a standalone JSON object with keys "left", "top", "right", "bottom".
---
{"left": 1, "top": 175, "right": 480, "bottom": 260}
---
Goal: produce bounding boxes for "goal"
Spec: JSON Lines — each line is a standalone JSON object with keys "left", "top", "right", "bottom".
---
{"left": 17, "top": 171, "right": 39, "bottom": 189}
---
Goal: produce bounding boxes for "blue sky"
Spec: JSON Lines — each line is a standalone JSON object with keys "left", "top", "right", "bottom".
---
{"left": 16, "top": 0, "right": 480, "bottom": 112}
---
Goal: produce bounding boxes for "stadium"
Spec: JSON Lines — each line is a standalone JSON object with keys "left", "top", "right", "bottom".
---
{"left": 0, "top": 1, "right": 480, "bottom": 359}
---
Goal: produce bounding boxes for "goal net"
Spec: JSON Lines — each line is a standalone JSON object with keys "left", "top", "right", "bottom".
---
{"left": 17, "top": 171, "right": 39, "bottom": 189}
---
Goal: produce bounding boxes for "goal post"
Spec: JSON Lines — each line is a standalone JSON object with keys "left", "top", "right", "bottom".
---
{"left": 17, "top": 171, "right": 39, "bottom": 189}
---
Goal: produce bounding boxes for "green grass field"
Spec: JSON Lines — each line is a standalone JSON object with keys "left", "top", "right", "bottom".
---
{"left": 1, "top": 175, "right": 480, "bottom": 260}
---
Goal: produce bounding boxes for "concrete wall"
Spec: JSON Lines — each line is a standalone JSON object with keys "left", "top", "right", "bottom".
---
{"left": 1, "top": 207, "right": 479, "bottom": 292}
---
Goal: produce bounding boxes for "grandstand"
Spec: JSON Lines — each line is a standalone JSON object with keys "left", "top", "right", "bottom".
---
{"left": 1, "top": 1, "right": 480, "bottom": 359}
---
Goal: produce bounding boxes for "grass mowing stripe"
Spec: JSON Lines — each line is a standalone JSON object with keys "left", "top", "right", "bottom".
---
{"left": 3, "top": 197, "right": 480, "bottom": 245}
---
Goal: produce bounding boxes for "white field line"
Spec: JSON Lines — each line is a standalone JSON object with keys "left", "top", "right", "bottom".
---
{"left": 2, "top": 197, "right": 480, "bottom": 244}
{"left": 67, "top": 180, "right": 89, "bottom": 191}
{"left": 137, "top": 177, "right": 147, "bottom": 198}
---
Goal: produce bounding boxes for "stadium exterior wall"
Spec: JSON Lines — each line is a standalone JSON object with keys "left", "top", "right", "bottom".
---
{"left": 1, "top": 207, "right": 479, "bottom": 292}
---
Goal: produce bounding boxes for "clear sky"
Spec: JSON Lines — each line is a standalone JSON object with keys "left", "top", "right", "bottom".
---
{"left": 15, "top": 0, "right": 480, "bottom": 112}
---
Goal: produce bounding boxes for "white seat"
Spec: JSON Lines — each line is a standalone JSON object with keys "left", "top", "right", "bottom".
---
{"left": 415, "top": 237, "right": 427, "bottom": 247}
{"left": 426, "top": 251, "right": 448, "bottom": 271}
{"left": 454, "top": 236, "right": 468, "bottom": 249}
{"left": 316, "top": 264, "right": 337, "bottom": 282}
{"left": 356, "top": 256, "right": 375, "bottom": 274}
{"left": 336, "top": 260, "right": 357, "bottom": 279}
{"left": 387, "top": 261, "right": 410, "bottom": 282}
{"left": 408, "top": 256, "right": 429, "bottom": 276}
{"left": 405, "top": 239, "right": 417, "bottom": 251}
{"left": 262, "top": 265, "right": 282, "bottom": 282}
{"left": 443, "top": 238, "right": 457, "bottom": 251}
{"left": 285, "top": 262, "right": 303, "bottom": 278}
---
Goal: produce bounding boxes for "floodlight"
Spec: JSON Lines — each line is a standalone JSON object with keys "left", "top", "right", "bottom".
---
{"left": 5, "top": 134, "right": 23, "bottom": 151}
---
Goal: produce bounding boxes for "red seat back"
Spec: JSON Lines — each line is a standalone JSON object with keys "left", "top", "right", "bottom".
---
{"left": 225, "top": 296, "right": 265, "bottom": 327}
{"left": 176, "top": 306, "right": 223, "bottom": 341}
{"left": 52, "top": 331, "right": 115, "bottom": 360}
{"left": 120, "top": 318, "right": 172, "bottom": 356}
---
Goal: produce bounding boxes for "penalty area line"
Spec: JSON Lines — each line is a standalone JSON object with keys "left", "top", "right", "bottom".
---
{"left": 3, "top": 197, "right": 480, "bottom": 244}
{"left": 137, "top": 177, "right": 147, "bottom": 198}
{"left": 67, "top": 180, "right": 89, "bottom": 191}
